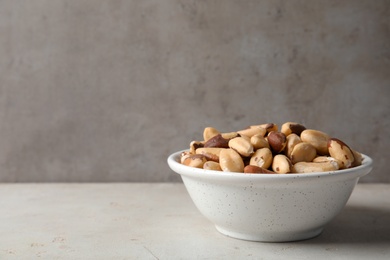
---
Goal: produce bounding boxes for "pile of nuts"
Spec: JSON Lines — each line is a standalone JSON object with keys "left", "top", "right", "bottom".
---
{"left": 180, "top": 122, "right": 363, "bottom": 174}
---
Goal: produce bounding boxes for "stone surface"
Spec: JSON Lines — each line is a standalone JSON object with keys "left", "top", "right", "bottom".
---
{"left": 0, "top": 1, "right": 389, "bottom": 182}
{"left": 0, "top": 183, "right": 389, "bottom": 259}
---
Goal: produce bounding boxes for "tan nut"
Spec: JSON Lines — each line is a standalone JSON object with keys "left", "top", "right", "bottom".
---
{"left": 352, "top": 150, "right": 363, "bottom": 167}
{"left": 300, "top": 129, "right": 330, "bottom": 155}
{"left": 250, "top": 134, "right": 270, "bottom": 149}
{"left": 204, "top": 134, "right": 230, "bottom": 148}
{"left": 259, "top": 123, "right": 278, "bottom": 133}
{"left": 182, "top": 154, "right": 207, "bottom": 168}
{"left": 284, "top": 133, "right": 302, "bottom": 158}
{"left": 219, "top": 148, "right": 245, "bottom": 172}
{"left": 180, "top": 151, "right": 191, "bottom": 164}
{"left": 203, "top": 161, "right": 222, "bottom": 171}
{"left": 328, "top": 138, "right": 355, "bottom": 169}
{"left": 244, "top": 165, "right": 275, "bottom": 174}
{"left": 249, "top": 148, "right": 273, "bottom": 169}
{"left": 221, "top": 132, "right": 239, "bottom": 140}
{"left": 272, "top": 154, "right": 293, "bottom": 174}
{"left": 195, "top": 147, "right": 224, "bottom": 162}
{"left": 203, "top": 127, "right": 220, "bottom": 142}
{"left": 292, "top": 161, "right": 339, "bottom": 173}
{"left": 228, "top": 137, "right": 254, "bottom": 157}
{"left": 290, "top": 142, "right": 317, "bottom": 164}
{"left": 237, "top": 125, "right": 266, "bottom": 138}
{"left": 281, "top": 122, "right": 306, "bottom": 136}
{"left": 313, "top": 156, "right": 343, "bottom": 169}
{"left": 267, "top": 131, "right": 287, "bottom": 153}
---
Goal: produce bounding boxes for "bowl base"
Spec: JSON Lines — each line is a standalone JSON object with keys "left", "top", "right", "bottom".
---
{"left": 215, "top": 225, "right": 323, "bottom": 242}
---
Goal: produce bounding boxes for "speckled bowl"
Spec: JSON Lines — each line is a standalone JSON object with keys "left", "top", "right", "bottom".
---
{"left": 167, "top": 150, "right": 373, "bottom": 242}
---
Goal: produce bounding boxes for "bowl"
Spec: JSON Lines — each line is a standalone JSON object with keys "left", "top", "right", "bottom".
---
{"left": 167, "top": 150, "right": 373, "bottom": 242}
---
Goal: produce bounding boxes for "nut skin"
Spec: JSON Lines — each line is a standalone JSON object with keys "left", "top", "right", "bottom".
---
{"left": 272, "top": 154, "right": 293, "bottom": 174}
{"left": 190, "top": 141, "right": 204, "bottom": 154}
{"left": 281, "top": 122, "right": 306, "bottom": 136}
{"left": 300, "top": 129, "right": 330, "bottom": 155}
{"left": 204, "top": 134, "right": 230, "bottom": 148}
{"left": 228, "top": 137, "right": 254, "bottom": 157}
{"left": 244, "top": 165, "right": 275, "bottom": 174}
{"left": 290, "top": 142, "right": 317, "bottom": 164}
{"left": 219, "top": 148, "right": 245, "bottom": 172}
{"left": 267, "top": 131, "right": 287, "bottom": 154}
{"left": 249, "top": 148, "right": 273, "bottom": 169}
{"left": 328, "top": 138, "right": 355, "bottom": 169}
{"left": 292, "top": 161, "right": 339, "bottom": 173}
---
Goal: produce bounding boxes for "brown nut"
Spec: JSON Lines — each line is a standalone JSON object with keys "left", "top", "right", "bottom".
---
{"left": 300, "top": 129, "right": 330, "bottom": 155}
{"left": 290, "top": 142, "right": 317, "bottom": 164}
{"left": 250, "top": 134, "right": 270, "bottom": 149}
{"left": 281, "top": 122, "right": 306, "bottom": 136}
{"left": 228, "top": 137, "right": 254, "bottom": 157}
{"left": 249, "top": 148, "right": 273, "bottom": 169}
{"left": 328, "top": 138, "right": 355, "bottom": 169}
{"left": 195, "top": 147, "right": 225, "bottom": 162}
{"left": 203, "top": 127, "right": 220, "bottom": 142}
{"left": 267, "top": 131, "right": 287, "bottom": 153}
{"left": 182, "top": 154, "right": 207, "bottom": 168}
{"left": 284, "top": 133, "right": 302, "bottom": 158}
{"left": 237, "top": 125, "right": 266, "bottom": 138}
{"left": 244, "top": 165, "right": 275, "bottom": 174}
{"left": 204, "top": 134, "right": 230, "bottom": 148}
{"left": 292, "top": 161, "right": 339, "bottom": 173}
{"left": 203, "top": 161, "right": 222, "bottom": 171}
{"left": 219, "top": 148, "right": 245, "bottom": 172}
{"left": 272, "top": 154, "right": 293, "bottom": 174}
{"left": 190, "top": 141, "right": 204, "bottom": 154}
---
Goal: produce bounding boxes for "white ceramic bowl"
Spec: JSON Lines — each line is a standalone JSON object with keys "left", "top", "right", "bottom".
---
{"left": 167, "top": 150, "right": 373, "bottom": 242}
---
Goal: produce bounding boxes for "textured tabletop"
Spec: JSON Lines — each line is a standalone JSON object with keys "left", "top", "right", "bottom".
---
{"left": 0, "top": 183, "right": 389, "bottom": 259}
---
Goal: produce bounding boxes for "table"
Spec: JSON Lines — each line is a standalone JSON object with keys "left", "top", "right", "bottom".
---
{"left": 0, "top": 183, "right": 389, "bottom": 259}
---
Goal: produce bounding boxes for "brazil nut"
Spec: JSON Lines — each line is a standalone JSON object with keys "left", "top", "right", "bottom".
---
{"left": 219, "top": 148, "right": 245, "bottom": 172}
{"left": 249, "top": 148, "right": 273, "bottom": 169}
{"left": 300, "top": 129, "right": 330, "bottom": 155}
{"left": 290, "top": 142, "right": 317, "bottom": 164}
{"left": 267, "top": 131, "right": 287, "bottom": 153}
{"left": 228, "top": 137, "right": 254, "bottom": 157}
{"left": 281, "top": 122, "right": 306, "bottom": 136}
{"left": 203, "top": 127, "right": 220, "bottom": 142}
{"left": 272, "top": 154, "right": 293, "bottom": 174}
{"left": 328, "top": 138, "right": 355, "bottom": 169}
{"left": 292, "top": 161, "right": 339, "bottom": 173}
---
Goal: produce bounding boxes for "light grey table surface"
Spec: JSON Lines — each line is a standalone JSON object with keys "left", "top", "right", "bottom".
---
{"left": 0, "top": 183, "right": 389, "bottom": 260}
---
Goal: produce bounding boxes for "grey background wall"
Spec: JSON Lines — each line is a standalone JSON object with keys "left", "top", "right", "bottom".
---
{"left": 0, "top": 1, "right": 389, "bottom": 182}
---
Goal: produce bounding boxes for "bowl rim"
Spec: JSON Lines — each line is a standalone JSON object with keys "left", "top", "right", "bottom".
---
{"left": 167, "top": 149, "right": 373, "bottom": 181}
